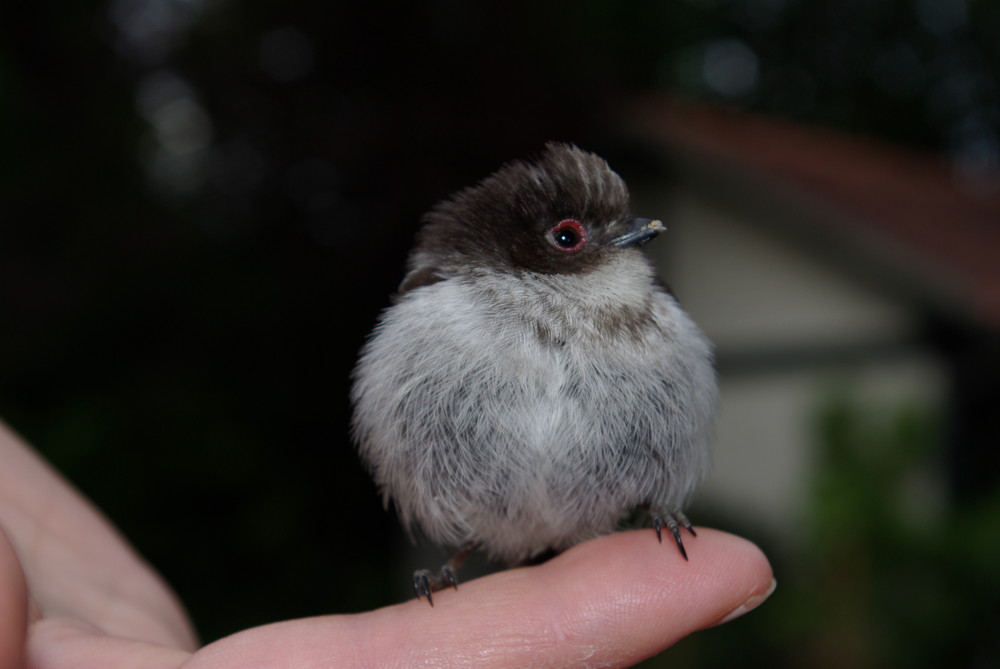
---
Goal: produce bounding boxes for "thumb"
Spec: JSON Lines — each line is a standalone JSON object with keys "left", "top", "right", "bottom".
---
{"left": 0, "top": 526, "right": 28, "bottom": 669}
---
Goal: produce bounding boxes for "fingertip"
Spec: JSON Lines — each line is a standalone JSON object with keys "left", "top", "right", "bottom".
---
{"left": 713, "top": 575, "right": 777, "bottom": 627}
{"left": 537, "top": 528, "right": 774, "bottom": 636}
{"left": 375, "top": 528, "right": 774, "bottom": 667}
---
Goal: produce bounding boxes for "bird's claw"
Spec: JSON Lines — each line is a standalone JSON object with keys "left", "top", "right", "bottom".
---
{"left": 441, "top": 565, "right": 459, "bottom": 590}
{"left": 412, "top": 563, "right": 463, "bottom": 607}
{"left": 413, "top": 569, "right": 436, "bottom": 606}
{"left": 652, "top": 509, "right": 696, "bottom": 561}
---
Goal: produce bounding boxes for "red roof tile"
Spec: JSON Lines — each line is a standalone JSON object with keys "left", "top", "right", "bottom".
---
{"left": 630, "top": 95, "right": 1000, "bottom": 329}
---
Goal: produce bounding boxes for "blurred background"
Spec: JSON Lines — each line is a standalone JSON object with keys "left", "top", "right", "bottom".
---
{"left": 1, "top": 0, "right": 998, "bottom": 666}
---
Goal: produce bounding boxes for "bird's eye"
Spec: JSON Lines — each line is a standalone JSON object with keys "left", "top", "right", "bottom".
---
{"left": 549, "top": 219, "right": 588, "bottom": 253}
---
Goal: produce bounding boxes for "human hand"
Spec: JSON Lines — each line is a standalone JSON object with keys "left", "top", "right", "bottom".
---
{"left": 0, "top": 421, "right": 774, "bottom": 668}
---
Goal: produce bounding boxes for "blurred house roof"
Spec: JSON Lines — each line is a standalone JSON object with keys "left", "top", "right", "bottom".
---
{"left": 628, "top": 95, "right": 1000, "bottom": 331}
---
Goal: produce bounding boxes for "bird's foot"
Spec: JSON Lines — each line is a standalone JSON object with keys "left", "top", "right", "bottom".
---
{"left": 412, "top": 566, "right": 459, "bottom": 607}
{"left": 651, "top": 509, "right": 696, "bottom": 561}
{"left": 413, "top": 542, "right": 476, "bottom": 606}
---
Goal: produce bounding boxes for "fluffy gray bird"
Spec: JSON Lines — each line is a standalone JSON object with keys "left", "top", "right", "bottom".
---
{"left": 351, "top": 143, "right": 717, "bottom": 604}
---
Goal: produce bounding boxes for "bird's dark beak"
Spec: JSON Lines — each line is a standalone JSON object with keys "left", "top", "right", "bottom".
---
{"left": 609, "top": 218, "right": 666, "bottom": 248}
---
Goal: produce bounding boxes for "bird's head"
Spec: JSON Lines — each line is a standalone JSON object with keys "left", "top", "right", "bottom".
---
{"left": 412, "top": 143, "right": 664, "bottom": 279}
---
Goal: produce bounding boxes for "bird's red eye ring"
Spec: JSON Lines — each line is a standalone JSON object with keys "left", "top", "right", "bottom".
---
{"left": 549, "top": 219, "right": 587, "bottom": 253}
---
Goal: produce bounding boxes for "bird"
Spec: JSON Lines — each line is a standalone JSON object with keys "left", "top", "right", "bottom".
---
{"left": 351, "top": 142, "right": 718, "bottom": 605}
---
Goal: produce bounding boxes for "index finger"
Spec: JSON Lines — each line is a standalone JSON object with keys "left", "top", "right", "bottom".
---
{"left": 187, "top": 528, "right": 773, "bottom": 668}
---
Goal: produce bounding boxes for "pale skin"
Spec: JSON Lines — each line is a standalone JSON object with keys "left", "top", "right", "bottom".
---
{"left": 0, "top": 420, "right": 774, "bottom": 668}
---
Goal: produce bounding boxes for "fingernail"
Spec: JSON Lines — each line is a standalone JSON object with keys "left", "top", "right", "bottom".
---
{"left": 715, "top": 578, "right": 776, "bottom": 626}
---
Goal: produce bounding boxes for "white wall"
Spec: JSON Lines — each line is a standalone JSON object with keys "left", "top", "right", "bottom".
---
{"left": 636, "top": 185, "right": 947, "bottom": 536}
